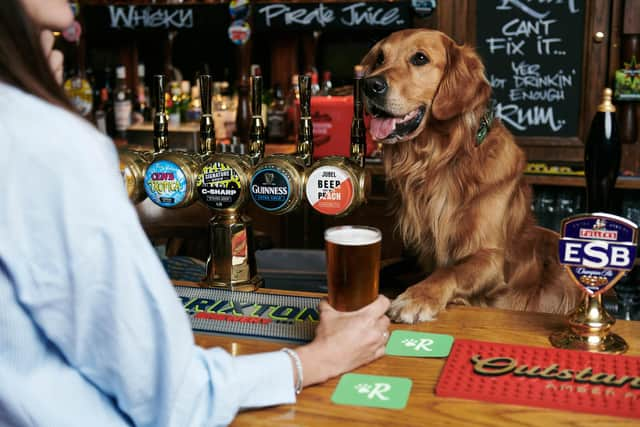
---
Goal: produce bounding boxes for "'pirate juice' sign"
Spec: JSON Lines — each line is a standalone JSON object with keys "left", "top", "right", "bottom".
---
{"left": 558, "top": 213, "right": 638, "bottom": 296}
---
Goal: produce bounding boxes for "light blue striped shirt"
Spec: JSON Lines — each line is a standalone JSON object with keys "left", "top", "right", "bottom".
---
{"left": 0, "top": 82, "right": 295, "bottom": 427}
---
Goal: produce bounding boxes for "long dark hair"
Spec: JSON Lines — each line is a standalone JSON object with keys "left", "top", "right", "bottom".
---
{"left": 0, "top": 0, "right": 73, "bottom": 110}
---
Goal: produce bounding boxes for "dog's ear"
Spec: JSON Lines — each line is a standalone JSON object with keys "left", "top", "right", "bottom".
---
{"left": 431, "top": 39, "right": 491, "bottom": 121}
{"left": 360, "top": 40, "right": 383, "bottom": 74}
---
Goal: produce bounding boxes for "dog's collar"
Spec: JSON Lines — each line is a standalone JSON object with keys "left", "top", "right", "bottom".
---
{"left": 476, "top": 100, "right": 496, "bottom": 146}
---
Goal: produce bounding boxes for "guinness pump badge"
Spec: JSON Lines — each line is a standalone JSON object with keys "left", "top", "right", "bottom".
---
{"left": 250, "top": 166, "right": 292, "bottom": 212}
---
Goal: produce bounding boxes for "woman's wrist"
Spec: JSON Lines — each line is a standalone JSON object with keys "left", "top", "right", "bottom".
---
{"left": 294, "top": 343, "right": 333, "bottom": 388}
{"left": 281, "top": 348, "right": 303, "bottom": 394}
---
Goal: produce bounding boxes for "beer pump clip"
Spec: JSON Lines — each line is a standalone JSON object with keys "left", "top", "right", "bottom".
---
{"left": 304, "top": 65, "right": 369, "bottom": 217}
{"left": 248, "top": 75, "right": 313, "bottom": 216}
{"left": 144, "top": 75, "right": 201, "bottom": 209}
{"left": 196, "top": 74, "right": 263, "bottom": 290}
{"left": 550, "top": 213, "right": 638, "bottom": 354}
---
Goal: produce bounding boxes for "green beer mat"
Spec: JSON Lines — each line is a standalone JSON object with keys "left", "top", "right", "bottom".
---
{"left": 385, "top": 330, "right": 454, "bottom": 357}
{"left": 331, "top": 373, "right": 412, "bottom": 410}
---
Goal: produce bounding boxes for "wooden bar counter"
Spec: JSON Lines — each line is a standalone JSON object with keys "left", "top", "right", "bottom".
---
{"left": 189, "top": 288, "right": 640, "bottom": 427}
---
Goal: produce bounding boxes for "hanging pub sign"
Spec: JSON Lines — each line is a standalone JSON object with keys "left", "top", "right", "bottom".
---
{"left": 253, "top": 1, "right": 411, "bottom": 32}
{"left": 558, "top": 213, "right": 638, "bottom": 296}
{"left": 81, "top": 4, "right": 228, "bottom": 32}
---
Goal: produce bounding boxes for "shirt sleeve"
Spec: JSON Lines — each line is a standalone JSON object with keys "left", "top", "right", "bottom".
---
{"left": 12, "top": 126, "right": 295, "bottom": 427}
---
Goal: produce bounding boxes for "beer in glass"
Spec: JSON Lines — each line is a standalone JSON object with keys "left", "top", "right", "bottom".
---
{"left": 325, "top": 225, "right": 381, "bottom": 311}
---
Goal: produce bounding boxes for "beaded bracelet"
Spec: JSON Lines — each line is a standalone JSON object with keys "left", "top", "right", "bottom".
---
{"left": 281, "top": 348, "right": 303, "bottom": 394}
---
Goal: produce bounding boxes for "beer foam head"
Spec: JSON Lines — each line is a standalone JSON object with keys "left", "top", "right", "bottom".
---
{"left": 324, "top": 226, "right": 381, "bottom": 246}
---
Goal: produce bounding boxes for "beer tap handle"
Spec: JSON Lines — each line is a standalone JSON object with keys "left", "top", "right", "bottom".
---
{"left": 351, "top": 65, "right": 366, "bottom": 168}
{"left": 297, "top": 74, "right": 313, "bottom": 167}
{"left": 199, "top": 74, "right": 215, "bottom": 154}
{"left": 153, "top": 75, "right": 169, "bottom": 153}
{"left": 584, "top": 88, "right": 621, "bottom": 213}
{"left": 249, "top": 75, "right": 265, "bottom": 165}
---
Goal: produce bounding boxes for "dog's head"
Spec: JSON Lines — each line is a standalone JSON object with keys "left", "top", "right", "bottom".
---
{"left": 361, "top": 29, "right": 491, "bottom": 144}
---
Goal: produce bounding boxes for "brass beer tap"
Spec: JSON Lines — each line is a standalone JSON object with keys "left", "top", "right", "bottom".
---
{"left": 249, "top": 75, "right": 313, "bottom": 215}
{"left": 143, "top": 75, "right": 201, "bottom": 209}
{"left": 197, "top": 74, "right": 263, "bottom": 290}
{"left": 304, "top": 65, "right": 369, "bottom": 217}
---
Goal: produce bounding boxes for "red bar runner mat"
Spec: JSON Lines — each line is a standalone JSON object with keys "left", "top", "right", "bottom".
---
{"left": 435, "top": 339, "right": 640, "bottom": 419}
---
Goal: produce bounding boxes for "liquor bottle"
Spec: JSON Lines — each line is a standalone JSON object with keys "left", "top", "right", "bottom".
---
{"left": 267, "top": 83, "right": 287, "bottom": 142}
{"left": 213, "top": 81, "right": 234, "bottom": 144}
{"left": 180, "top": 80, "right": 191, "bottom": 122}
{"left": 320, "top": 70, "right": 333, "bottom": 96}
{"left": 310, "top": 71, "right": 320, "bottom": 96}
{"left": 132, "top": 64, "right": 149, "bottom": 124}
{"left": 186, "top": 84, "right": 202, "bottom": 123}
{"left": 167, "top": 81, "right": 182, "bottom": 126}
{"left": 286, "top": 74, "right": 300, "bottom": 141}
{"left": 584, "top": 88, "right": 621, "bottom": 213}
{"left": 113, "top": 65, "right": 132, "bottom": 141}
{"left": 234, "top": 75, "right": 251, "bottom": 146}
{"left": 95, "top": 87, "right": 115, "bottom": 137}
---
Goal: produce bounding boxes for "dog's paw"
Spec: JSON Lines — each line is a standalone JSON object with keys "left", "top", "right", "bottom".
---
{"left": 388, "top": 284, "right": 449, "bottom": 324}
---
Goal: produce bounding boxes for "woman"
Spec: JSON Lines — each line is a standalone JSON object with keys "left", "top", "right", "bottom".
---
{"left": 0, "top": 1, "right": 390, "bottom": 426}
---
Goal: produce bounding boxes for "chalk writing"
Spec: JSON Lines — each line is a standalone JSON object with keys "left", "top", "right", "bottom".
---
{"left": 477, "top": 0, "right": 585, "bottom": 136}
{"left": 108, "top": 5, "right": 193, "bottom": 29}
{"left": 255, "top": 2, "right": 408, "bottom": 31}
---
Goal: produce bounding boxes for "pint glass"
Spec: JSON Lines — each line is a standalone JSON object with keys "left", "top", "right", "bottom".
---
{"left": 324, "top": 225, "right": 381, "bottom": 311}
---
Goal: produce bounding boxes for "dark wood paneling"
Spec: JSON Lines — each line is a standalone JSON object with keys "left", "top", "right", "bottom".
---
{"left": 624, "top": 0, "right": 640, "bottom": 33}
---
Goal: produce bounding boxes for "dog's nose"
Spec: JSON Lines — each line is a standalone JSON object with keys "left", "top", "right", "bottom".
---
{"left": 364, "top": 76, "right": 388, "bottom": 97}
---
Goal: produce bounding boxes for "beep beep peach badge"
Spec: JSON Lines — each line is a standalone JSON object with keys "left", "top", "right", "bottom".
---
{"left": 305, "top": 165, "right": 354, "bottom": 216}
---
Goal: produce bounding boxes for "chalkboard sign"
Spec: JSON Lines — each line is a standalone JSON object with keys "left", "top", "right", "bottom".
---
{"left": 253, "top": 2, "right": 411, "bottom": 32}
{"left": 476, "top": 0, "right": 585, "bottom": 137}
{"left": 82, "top": 4, "right": 227, "bottom": 32}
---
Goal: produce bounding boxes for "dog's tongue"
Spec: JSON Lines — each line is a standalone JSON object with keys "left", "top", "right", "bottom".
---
{"left": 370, "top": 117, "right": 398, "bottom": 140}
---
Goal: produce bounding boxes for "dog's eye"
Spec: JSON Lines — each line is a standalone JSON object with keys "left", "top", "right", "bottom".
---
{"left": 376, "top": 51, "right": 384, "bottom": 67}
{"left": 410, "top": 52, "right": 429, "bottom": 66}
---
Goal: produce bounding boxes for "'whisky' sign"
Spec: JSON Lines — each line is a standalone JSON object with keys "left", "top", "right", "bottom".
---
{"left": 82, "top": 5, "right": 227, "bottom": 32}
{"left": 254, "top": 2, "right": 411, "bottom": 31}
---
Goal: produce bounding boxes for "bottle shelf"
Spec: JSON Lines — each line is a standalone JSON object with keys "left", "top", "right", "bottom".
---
{"left": 524, "top": 174, "right": 640, "bottom": 190}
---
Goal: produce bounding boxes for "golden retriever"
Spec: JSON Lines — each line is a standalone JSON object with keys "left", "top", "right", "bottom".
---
{"left": 361, "top": 29, "right": 582, "bottom": 323}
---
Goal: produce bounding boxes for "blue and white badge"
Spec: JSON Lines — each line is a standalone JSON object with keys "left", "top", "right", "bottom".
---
{"left": 558, "top": 213, "right": 638, "bottom": 296}
{"left": 144, "top": 160, "right": 188, "bottom": 208}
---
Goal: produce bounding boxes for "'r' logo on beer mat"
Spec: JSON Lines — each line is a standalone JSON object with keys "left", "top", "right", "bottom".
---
{"left": 331, "top": 373, "right": 412, "bottom": 409}
{"left": 386, "top": 330, "right": 454, "bottom": 357}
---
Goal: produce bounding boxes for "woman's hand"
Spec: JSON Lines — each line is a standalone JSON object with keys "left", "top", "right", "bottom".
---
{"left": 295, "top": 295, "right": 391, "bottom": 387}
{"left": 40, "top": 30, "right": 64, "bottom": 85}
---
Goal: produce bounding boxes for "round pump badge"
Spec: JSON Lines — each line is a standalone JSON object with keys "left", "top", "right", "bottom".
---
{"left": 228, "top": 19, "right": 251, "bottom": 45}
{"left": 250, "top": 167, "right": 291, "bottom": 212}
{"left": 229, "top": 0, "right": 250, "bottom": 19}
{"left": 196, "top": 162, "right": 243, "bottom": 210}
{"left": 306, "top": 165, "right": 354, "bottom": 216}
{"left": 144, "top": 160, "right": 188, "bottom": 208}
